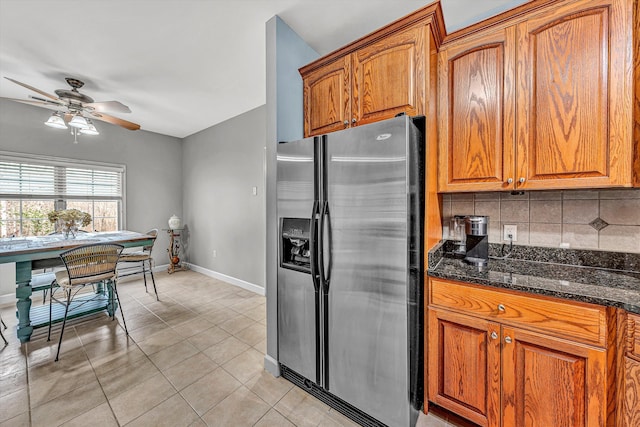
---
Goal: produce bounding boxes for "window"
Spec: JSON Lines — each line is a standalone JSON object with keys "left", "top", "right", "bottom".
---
{"left": 0, "top": 151, "right": 125, "bottom": 237}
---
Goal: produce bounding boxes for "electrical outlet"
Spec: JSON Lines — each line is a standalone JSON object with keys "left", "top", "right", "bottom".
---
{"left": 213, "top": 250, "right": 217, "bottom": 258}
{"left": 503, "top": 224, "right": 518, "bottom": 241}
{"left": 252, "top": 186, "right": 257, "bottom": 196}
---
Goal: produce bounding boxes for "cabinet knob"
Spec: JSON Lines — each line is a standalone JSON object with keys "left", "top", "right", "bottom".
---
{"left": 343, "top": 120, "right": 349, "bottom": 126}
{"left": 518, "top": 177, "right": 525, "bottom": 184}
{"left": 498, "top": 304, "right": 506, "bottom": 312}
{"left": 490, "top": 331, "right": 498, "bottom": 340}
{"left": 507, "top": 178, "right": 513, "bottom": 184}
{"left": 352, "top": 118, "right": 357, "bottom": 124}
{"left": 505, "top": 336, "right": 512, "bottom": 344}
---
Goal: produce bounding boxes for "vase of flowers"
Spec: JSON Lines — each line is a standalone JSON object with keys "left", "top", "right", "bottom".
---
{"left": 47, "top": 209, "right": 92, "bottom": 239}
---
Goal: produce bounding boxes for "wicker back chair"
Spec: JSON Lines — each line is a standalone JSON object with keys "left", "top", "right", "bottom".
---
{"left": 48, "top": 243, "right": 126, "bottom": 361}
{"left": 118, "top": 229, "right": 159, "bottom": 300}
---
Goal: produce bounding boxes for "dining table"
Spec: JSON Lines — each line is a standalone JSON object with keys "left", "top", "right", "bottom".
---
{"left": 0, "top": 230, "right": 155, "bottom": 342}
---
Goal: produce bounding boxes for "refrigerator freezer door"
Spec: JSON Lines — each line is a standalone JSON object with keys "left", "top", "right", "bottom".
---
{"left": 324, "top": 117, "right": 412, "bottom": 427}
{"left": 277, "top": 138, "right": 319, "bottom": 384}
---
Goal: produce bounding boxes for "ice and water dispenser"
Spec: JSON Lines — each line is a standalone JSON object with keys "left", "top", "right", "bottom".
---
{"left": 280, "top": 218, "right": 312, "bottom": 273}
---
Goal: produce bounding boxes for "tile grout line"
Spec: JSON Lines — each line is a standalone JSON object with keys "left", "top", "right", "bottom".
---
{"left": 24, "top": 340, "right": 33, "bottom": 427}
{"left": 74, "top": 324, "right": 123, "bottom": 427}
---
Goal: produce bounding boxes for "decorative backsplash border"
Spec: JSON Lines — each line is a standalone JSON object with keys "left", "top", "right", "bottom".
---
{"left": 442, "top": 188, "right": 640, "bottom": 254}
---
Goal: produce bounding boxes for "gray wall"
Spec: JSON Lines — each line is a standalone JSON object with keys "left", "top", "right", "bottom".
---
{"left": 181, "top": 106, "right": 266, "bottom": 289}
{"left": 265, "top": 16, "right": 319, "bottom": 374}
{"left": 0, "top": 99, "right": 183, "bottom": 296}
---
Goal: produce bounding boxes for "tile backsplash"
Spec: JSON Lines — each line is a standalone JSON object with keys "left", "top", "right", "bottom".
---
{"left": 442, "top": 189, "right": 640, "bottom": 253}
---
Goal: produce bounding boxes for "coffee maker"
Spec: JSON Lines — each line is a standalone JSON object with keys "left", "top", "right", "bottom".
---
{"left": 464, "top": 216, "right": 489, "bottom": 267}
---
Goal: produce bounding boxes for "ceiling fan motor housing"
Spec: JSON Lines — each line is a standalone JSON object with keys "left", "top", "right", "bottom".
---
{"left": 54, "top": 77, "right": 94, "bottom": 103}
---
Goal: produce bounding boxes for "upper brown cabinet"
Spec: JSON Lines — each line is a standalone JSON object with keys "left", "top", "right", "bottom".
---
{"left": 437, "top": 26, "right": 517, "bottom": 192}
{"left": 438, "top": 0, "right": 638, "bottom": 192}
{"left": 300, "top": 3, "right": 445, "bottom": 138}
{"left": 351, "top": 25, "right": 425, "bottom": 127}
{"left": 301, "top": 56, "right": 352, "bottom": 136}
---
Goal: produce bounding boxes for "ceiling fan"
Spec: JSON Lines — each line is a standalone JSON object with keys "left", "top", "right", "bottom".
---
{"left": 2, "top": 76, "right": 140, "bottom": 135}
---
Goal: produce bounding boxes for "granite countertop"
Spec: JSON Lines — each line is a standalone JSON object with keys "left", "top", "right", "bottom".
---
{"left": 427, "top": 241, "right": 640, "bottom": 315}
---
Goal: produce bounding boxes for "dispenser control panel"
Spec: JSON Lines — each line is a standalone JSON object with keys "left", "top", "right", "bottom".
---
{"left": 280, "top": 218, "right": 312, "bottom": 273}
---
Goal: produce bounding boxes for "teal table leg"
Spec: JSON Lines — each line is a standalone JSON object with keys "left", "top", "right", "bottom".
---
{"left": 15, "top": 261, "right": 33, "bottom": 343}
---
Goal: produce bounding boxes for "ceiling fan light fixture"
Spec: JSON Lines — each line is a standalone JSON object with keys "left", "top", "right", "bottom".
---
{"left": 69, "top": 114, "right": 89, "bottom": 129}
{"left": 80, "top": 120, "right": 99, "bottom": 135}
{"left": 44, "top": 112, "right": 67, "bottom": 129}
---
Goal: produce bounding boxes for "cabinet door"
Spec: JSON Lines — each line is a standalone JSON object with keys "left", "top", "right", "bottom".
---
{"left": 516, "top": 0, "right": 634, "bottom": 189}
{"left": 428, "top": 308, "right": 500, "bottom": 427}
{"left": 501, "top": 326, "right": 608, "bottom": 427}
{"left": 437, "top": 27, "right": 517, "bottom": 192}
{"left": 352, "top": 25, "right": 426, "bottom": 127}
{"left": 622, "top": 313, "right": 640, "bottom": 426}
{"left": 624, "top": 357, "right": 640, "bottom": 427}
{"left": 303, "top": 55, "right": 351, "bottom": 137}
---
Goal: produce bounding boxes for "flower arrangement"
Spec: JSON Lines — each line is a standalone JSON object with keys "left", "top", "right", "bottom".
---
{"left": 47, "top": 209, "right": 91, "bottom": 238}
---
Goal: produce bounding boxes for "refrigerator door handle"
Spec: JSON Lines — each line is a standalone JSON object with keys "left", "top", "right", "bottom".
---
{"left": 318, "top": 200, "right": 332, "bottom": 292}
{"left": 324, "top": 202, "right": 332, "bottom": 290}
{"left": 309, "top": 200, "right": 320, "bottom": 292}
{"left": 318, "top": 200, "right": 326, "bottom": 288}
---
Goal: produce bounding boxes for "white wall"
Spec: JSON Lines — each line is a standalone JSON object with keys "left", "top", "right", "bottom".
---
{"left": 181, "top": 106, "right": 266, "bottom": 291}
{"left": 0, "top": 99, "right": 183, "bottom": 300}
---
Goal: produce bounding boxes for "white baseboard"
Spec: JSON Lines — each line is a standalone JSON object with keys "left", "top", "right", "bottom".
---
{"left": 186, "top": 264, "right": 265, "bottom": 296}
{"left": 0, "top": 293, "right": 14, "bottom": 307}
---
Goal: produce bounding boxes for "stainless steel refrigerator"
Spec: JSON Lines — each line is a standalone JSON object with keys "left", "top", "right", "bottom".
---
{"left": 276, "top": 115, "right": 424, "bottom": 427}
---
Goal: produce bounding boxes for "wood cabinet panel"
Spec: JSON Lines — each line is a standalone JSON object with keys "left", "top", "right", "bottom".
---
{"left": 624, "top": 356, "right": 640, "bottom": 426}
{"left": 629, "top": 313, "right": 640, "bottom": 358}
{"left": 428, "top": 308, "right": 500, "bottom": 427}
{"left": 501, "top": 326, "right": 607, "bottom": 427}
{"left": 438, "top": 28, "right": 516, "bottom": 192}
{"left": 516, "top": 0, "right": 634, "bottom": 189}
{"left": 429, "top": 278, "right": 607, "bottom": 346}
{"left": 450, "top": 45, "right": 503, "bottom": 181}
{"left": 524, "top": 11, "right": 608, "bottom": 178}
{"left": 352, "top": 25, "right": 425, "bottom": 126}
{"left": 303, "top": 56, "right": 351, "bottom": 137}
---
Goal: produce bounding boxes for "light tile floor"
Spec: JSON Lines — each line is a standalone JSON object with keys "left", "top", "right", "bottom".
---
{"left": 0, "top": 270, "right": 465, "bottom": 426}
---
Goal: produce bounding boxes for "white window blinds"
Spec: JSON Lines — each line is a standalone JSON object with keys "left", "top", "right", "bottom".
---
{"left": 0, "top": 152, "right": 124, "bottom": 200}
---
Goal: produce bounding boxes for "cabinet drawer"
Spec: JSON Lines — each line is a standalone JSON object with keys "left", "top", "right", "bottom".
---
{"left": 429, "top": 278, "right": 607, "bottom": 346}
{"left": 629, "top": 313, "right": 640, "bottom": 359}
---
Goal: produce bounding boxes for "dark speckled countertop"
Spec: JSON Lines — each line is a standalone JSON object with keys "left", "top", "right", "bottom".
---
{"left": 427, "top": 241, "right": 640, "bottom": 314}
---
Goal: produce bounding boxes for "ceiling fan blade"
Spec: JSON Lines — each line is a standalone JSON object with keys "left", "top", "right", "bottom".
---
{"left": 4, "top": 77, "right": 60, "bottom": 101}
{"left": 1, "top": 97, "right": 68, "bottom": 112}
{"left": 90, "top": 112, "right": 140, "bottom": 131}
{"left": 29, "top": 95, "right": 66, "bottom": 106}
{"left": 85, "top": 100, "right": 131, "bottom": 114}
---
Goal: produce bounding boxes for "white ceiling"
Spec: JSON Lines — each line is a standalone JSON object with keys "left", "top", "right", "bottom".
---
{"left": 0, "top": 0, "right": 528, "bottom": 139}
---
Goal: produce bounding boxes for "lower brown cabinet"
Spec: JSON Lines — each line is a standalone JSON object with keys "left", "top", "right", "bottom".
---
{"left": 621, "top": 312, "right": 640, "bottom": 426}
{"left": 623, "top": 356, "right": 640, "bottom": 426}
{"left": 427, "top": 278, "right": 611, "bottom": 427}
